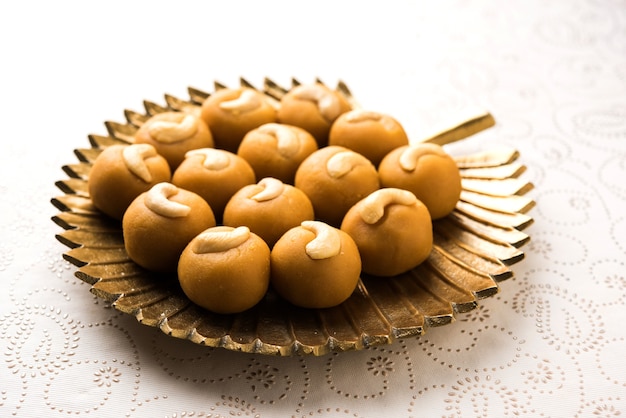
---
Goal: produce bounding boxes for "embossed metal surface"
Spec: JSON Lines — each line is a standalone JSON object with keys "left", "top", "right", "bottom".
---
{"left": 51, "top": 78, "right": 533, "bottom": 356}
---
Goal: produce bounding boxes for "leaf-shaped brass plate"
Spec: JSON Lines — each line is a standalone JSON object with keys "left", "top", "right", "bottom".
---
{"left": 51, "top": 77, "right": 533, "bottom": 356}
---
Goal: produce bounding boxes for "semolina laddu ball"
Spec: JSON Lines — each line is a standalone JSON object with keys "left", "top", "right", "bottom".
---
{"left": 134, "top": 111, "right": 213, "bottom": 171}
{"left": 223, "top": 177, "right": 314, "bottom": 247}
{"left": 270, "top": 221, "right": 361, "bottom": 309}
{"left": 88, "top": 143, "right": 171, "bottom": 220}
{"left": 122, "top": 183, "right": 215, "bottom": 273}
{"left": 378, "top": 143, "right": 461, "bottom": 219}
{"left": 294, "top": 146, "right": 379, "bottom": 227}
{"left": 200, "top": 87, "right": 277, "bottom": 153}
{"left": 341, "top": 188, "right": 433, "bottom": 277}
{"left": 277, "top": 83, "right": 351, "bottom": 147}
{"left": 172, "top": 148, "right": 255, "bottom": 221}
{"left": 178, "top": 226, "right": 270, "bottom": 314}
{"left": 328, "top": 109, "right": 409, "bottom": 167}
{"left": 237, "top": 123, "right": 318, "bottom": 184}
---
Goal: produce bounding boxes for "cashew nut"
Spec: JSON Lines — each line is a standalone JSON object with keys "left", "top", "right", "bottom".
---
{"left": 218, "top": 89, "right": 262, "bottom": 114}
{"left": 398, "top": 146, "right": 421, "bottom": 172}
{"left": 326, "top": 150, "right": 371, "bottom": 179}
{"left": 191, "top": 226, "right": 251, "bottom": 254}
{"left": 144, "top": 183, "right": 191, "bottom": 218}
{"left": 146, "top": 113, "right": 199, "bottom": 144}
{"left": 345, "top": 109, "right": 397, "bottom": 131}
{"left": 122, "top": 143, "right": 158, "bottom": 183}
{"left": 257, "top": 123, "right": 300, "bottom": 158}
{"left": 185, "top": 148, "right": 231, "bottom": 170}
{"left": 357, "top": 188, "right": 417, "bottom": 224}
{"left": 250, "top": 177, "right": 285, "bottom": 202}
{"left": 293, "top": 84, "right": 341, "bottom": 122}
{"left": 398, "top": 144, "right": 445, "bottom": 172}
{"left": 345, "top": 109, "right": 382, "bottom": 123}
{"left": 301, "top": 221, "right": 341, "bottom": 260}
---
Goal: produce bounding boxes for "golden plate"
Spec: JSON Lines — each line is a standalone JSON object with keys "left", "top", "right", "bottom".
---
{"left": 51, "top": 77, "right": 534, "bottom": 356}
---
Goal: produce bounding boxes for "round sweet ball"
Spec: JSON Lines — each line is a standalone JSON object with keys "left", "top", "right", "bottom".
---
{"left": 328, "top": 109, "right": 409, "bottom": 167}
{"left": 88, "top": 144, "right": 171, "bottom": 220}
{"left": 122, "top": 183, "right": 216, "bottom": 273}
{"left": 270, "top": 221, "right": 361, "bottom": 309}
{"left": 294, "top": 146, "right": 380, "bottom": 227}
{"left": 341, "top": 188, "right": 433, "bottom": 277}
{"left": 237, "top": 123, "right": 318, "bottom": 184}
{"left": 277, "top": 83, "right": 351, "bottom": 147}
{"left": 172, "top": 148, "right": 256, "bottom": 222}
{"left": 178, "top": 226, "right": 270, "bottom": 314}
{"left": 223, "top": 177, "right": 314, "bottom": 247}
{"left": 134, "top": 111, "right": 213, "bottom": 171}
{"left": 200, "top": 87, "right": 277, "bottom": 153}
{"left": 378, "top": 143, "right": 461, "bottom": 219}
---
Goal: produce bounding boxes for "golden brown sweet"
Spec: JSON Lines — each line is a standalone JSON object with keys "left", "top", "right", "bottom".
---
{"left": 222, "top": 177, "right": 314, "bottom": 247}
{"left": 134, "top": 111, "right": 214, "bottom": 170}
{"left": 341, "top": 188, "right": 433, "bottom": 277}
{"left": 237, "top": 123, "right": 318, "bottom": 184}
{"left": 328, "top": 109, "right": 409, "bottom": 167}
{"left": 276, "top": 83, "right": 351, "bottom": 147}
{"left": 294, "top": 145, "right": 380, "bottom": 227}
{"left": 200, "top": 87, "right": 277, "bottom": 153}
{"left": 378, "top": 143, "right": 462, "bottom": 219}
{"left": 171, "top": 148, "right": 256, "bottom": 221}
{"left": 88, "top": 144, "right": 171, "bottom": 220}
{"left": 178, "top": 226, "right": 270, "bottom": 314}
{"left": 122, "top": 183, "right": 216, "bottom": 273}
{"left": 270, "top": 221, "right": 361, "bottom": 308}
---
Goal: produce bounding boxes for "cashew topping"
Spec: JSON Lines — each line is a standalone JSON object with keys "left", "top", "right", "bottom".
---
{"left": 144, "top": 183, "right": 191, "bottom": 218}
{"left": 345, "top": 109, "right": 397, "bottom": 131}
{"left": 301, "top": 221, "right": 341, "bottom": 260}
{"left": 399, "top": 144, "right": 444, "bottom": 172}
{"left": 146, "top": 113, "right": 199, "bottom": 144}
{"left": 326, "top": 150, "right": 371, "bottom": 179}
{"left": 345, "top": 109, "right": 381, "bottom": 123}
{"left": 185, "top": 148, "right": 231, "bottom": 170}
{"left": 257, "top": 123, "right": 300, "bottom": 158}
{"left": 218, "top": 89, "right": 262, "bottom": 114}
{"left": 250, "top": 177, "right": 285, "bottom": 202}
{"left": 192, "top": 226, "right": 251, "bottom": 254}
{"left": 357, "top": 188, "right": 417, "bottom": 224}
{"left": 123, "top": 144, "right": 158, "bottom": 183}
{"left": 293, "top": 85, "right": 341, "bottom": 122}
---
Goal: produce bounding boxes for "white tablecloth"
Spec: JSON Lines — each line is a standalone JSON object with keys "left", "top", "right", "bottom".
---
{"left": 2, "top": 0, "right": 625, "bottom": 416}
